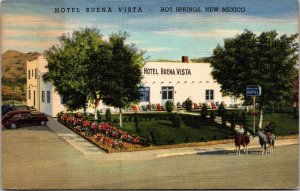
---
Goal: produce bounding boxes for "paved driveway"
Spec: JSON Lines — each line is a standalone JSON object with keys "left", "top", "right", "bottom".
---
{"left": 2, "top": 125, "right": 299, "bottom": 189}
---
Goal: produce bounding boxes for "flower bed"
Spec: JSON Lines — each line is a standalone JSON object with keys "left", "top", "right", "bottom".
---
{"left": 58, "top": 112, "right": 149, "bottom": 153}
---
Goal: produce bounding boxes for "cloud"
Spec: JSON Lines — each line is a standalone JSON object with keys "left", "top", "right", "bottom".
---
{"left": 2, "top": 38, "right": 58, "bottom": 52}
{"left": 2, "top": 14, "right": 65, "bottom": 28}
{"left": 153, "top": 29, "right": 244, "bottom": 38}
{"left": 146, "top": 47, "right": 173, "bottom": 52}
{"left": 128, "top": 13, "right": 298, "bottom": 24}
{"left": 3, "top": 29, "right": 70, "bottom": 39}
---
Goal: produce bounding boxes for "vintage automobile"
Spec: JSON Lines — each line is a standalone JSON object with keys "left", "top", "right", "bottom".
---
{"left": 2, "top": 105, "right": 32, "bottom": 115}
{"left": 2, "top": 110, "right": 48, "bottom": 129}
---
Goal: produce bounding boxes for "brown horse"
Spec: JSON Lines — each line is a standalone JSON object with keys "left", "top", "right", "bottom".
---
{"left": 234, "top": 134, "right": 250, "bottom": 155}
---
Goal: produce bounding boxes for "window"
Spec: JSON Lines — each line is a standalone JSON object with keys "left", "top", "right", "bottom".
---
{"left": 11, "top": 113, "right": 22, "bottom": 120}
{"left": 205, "top": 90, "right": 214, "bottom": 101}
{"left": 47, "top": 91, "right": 50, "bottom": 103}
{"left": 139, "top": 87, "right": 150, "bottom": 102}
{"left": 162, "top": 86, "right": 174, "bottom": 100}
{"left": 35, "top": 69, "right": 38, "bottom": 79}
{"left": 60, "top": 96, "right": 63, "bottom": 104}
{"left": 32, "top": 69, "right": 34, "bottom": 77}
{"left": 28, "top": 70, "right": 31, "bottom": 80}
{"left": 28, "top": 90, "right": 31, "bottom": 100}
{"left": 41, "top": 91, "right": 45, "bottom": 102}
{"left": 23, "top": 112, "right": 31, "bottom": 118}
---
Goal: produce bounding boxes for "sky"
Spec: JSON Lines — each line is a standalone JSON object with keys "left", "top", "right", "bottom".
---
{"left": 1, "top": 0, "right": 299, "bottom": 61}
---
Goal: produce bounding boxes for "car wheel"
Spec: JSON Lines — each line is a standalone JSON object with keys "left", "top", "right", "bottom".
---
{"left": 40, "top": 121, "right": 46, "bottom": 126}
{"left": 10, "top": 123, "right": 17, "bottom": 129}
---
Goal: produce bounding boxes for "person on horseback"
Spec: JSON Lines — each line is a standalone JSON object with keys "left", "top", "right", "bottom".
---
{"left": 264, "top": 121, "right": 273, "bottom": 144}
{"left": 235, "top": 124, "right": 245, "bottom": 143}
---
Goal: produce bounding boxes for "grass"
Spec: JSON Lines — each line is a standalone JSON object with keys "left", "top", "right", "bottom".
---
{"left": 246, "top": 113, "right": 299, "bottom": 136}
{"left": 115, "top": 120, "right": 233, "bottom": 146}
{"left": 81, "top": 111, "right": 298, "bottom": 146}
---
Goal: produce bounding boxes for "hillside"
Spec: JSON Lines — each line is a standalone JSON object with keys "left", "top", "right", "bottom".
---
{"left": 2, "top": 50, "right": 41, "bottom": 101}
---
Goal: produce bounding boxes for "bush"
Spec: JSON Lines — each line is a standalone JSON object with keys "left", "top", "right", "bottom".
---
{"left": 201, "top": 103, "right": 208, "bottom": 119}
{"left": 165, "top": 101, "right": 174, "bottom": 112}
{"left": 105, "top": 108, "right": 112, "bottom": 122}
{"left": 218, "top": 103, "right": 227, "bottom": 126}
{"left": 218, "top": 103, "right": 226, "bottom": 116}
{"left": 96, "top": 110, "right": 102, "bottom": 122}
{"left": 185, "top": 98, "right": 193, "bottom": 111}
{"left": 134, "top": 113, "right": 140, "bottom": 135}
{"left": 149, "top": 131, "right": 157, "bottom": 145}
{"left": 210, "top": 111, "right": 216, "bottom": 120}
{"left": 171, "top": 114, "right": 181, "bottom": 128}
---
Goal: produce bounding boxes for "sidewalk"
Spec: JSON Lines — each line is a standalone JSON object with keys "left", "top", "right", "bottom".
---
{"left": 46, "top": 117, "right": 299, "bottom": 162}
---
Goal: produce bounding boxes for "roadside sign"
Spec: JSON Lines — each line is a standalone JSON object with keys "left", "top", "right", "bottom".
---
{"left": 246, "top": 85, "right": 261, "bottom": 97}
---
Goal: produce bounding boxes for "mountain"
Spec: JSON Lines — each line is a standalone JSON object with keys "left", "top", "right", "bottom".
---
{"left": 2, "top": 50, "right": 41, "bottom": 101}
{"left": 2, "top": 50, "right": 41, "bottom": 81}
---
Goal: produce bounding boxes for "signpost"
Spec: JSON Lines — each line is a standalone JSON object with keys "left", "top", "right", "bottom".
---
{"left": 246, "top": 85, "right": 261, "bottom": 136}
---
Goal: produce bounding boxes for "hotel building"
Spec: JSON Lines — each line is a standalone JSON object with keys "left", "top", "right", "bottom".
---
{"left": 27, "top": 56, "right": 239, "bottom": 116}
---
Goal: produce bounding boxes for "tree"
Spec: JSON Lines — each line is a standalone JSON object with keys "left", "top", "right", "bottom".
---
{"left": 101, "top": 32, "right": 145, "bottom": 127}
{"left": 211, "top": 30, "right": 298, "bottom": 128}
{"left": 43, "top": 28, "right": 111, "bottom": 118}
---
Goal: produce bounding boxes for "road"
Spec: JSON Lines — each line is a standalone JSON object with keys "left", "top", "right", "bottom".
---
{"left": 2, "top": 125, "right": 299, "bottom": 189}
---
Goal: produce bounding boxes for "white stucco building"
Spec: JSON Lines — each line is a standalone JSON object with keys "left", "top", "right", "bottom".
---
{"left": 27, "top": 56, "right": 67, "bottom": 116}
{"left": 27, "top": 56, "right": 239, "bottom": 117}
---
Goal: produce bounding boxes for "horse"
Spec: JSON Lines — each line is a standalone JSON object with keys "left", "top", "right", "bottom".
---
{"left": 255, "top": 131, "right": 276, "bottom": 154}
{"left": 234, "top": 134, "right": 250, "bottom": 155}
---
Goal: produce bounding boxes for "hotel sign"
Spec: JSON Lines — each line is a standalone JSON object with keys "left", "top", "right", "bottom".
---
{"left": 246, "top": 85, "right": 261, "bottom": 97}
{"left": 143, "top": 67, "right": 192, "bottom": 75}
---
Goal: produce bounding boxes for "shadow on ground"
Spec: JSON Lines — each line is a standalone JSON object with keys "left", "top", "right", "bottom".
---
{"left": 197, "top": 149, "right": 263, "bottom": 155}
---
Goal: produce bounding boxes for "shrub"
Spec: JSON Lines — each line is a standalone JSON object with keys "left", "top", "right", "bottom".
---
{"left": 134, "top": 113, "right": 140, "bottom": 135}
{"left": 165, "top": 101, "right": 174, "bottom": 112}
{"left": 218, "top": 103, "right": 227, "bottom": 126}
{"left": 201, "top": 103, "right": 208, "bottom": 119}
{"left": 105, "top": 108, "right": 112, "bottom": 122}
{"left": 96, "top": 110, "right": 102, "bottom": 122}
{"left": 185, "top": 98, "right": 193, "bottom": 111}
{"left": 149, "top": 131, "right": 157, "bottom": 145}
{"left": 210, "top": 111, "right": 216, "bottom": 120}
{"left": 218, "top": 103, "right": 226, "bottom": 116}
{"left": 171, "top": 114, "right": 181, "bottom": 128}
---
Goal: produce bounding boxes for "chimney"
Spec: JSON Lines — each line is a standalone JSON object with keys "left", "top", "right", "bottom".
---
{"left": 182, "top": 56, "right": 189, "bottom": 63}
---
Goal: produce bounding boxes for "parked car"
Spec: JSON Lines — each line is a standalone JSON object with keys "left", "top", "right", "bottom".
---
{"left": 2, "top": 110, "right": 48, "bottom": 129}
{"left": 2, "top": 105, "right": 13, "bottom": 115}
{"left": 12, "top": 105, "right": 30, "bottom": 111}
{"left": 1, "top": 104, "right": 32, "bottom": 115}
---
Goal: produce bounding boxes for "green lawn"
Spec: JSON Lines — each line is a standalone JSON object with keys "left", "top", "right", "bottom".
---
{"left": 115, "top": 119, "right": 233, "bottom": 145}
{"left": 101, "top": 113, "right": 234, "bottom": 145}
{"left": 246, "top": 113, "right": 299, "bottom": 136}
{"left": 86, "top": 111, "right": 298, "bottom": 146}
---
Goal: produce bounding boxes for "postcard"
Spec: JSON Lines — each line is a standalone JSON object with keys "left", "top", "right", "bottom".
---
{"left": 1, "top": 0, "right": 299, "bottom": 190}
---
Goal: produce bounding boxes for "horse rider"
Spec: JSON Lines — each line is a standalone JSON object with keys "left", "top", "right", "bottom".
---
{"left": 236, "top": 124, "right": 245, "bottom": 143}
{"left": 264, "top": 121, "right": 273, "bottom": 144}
